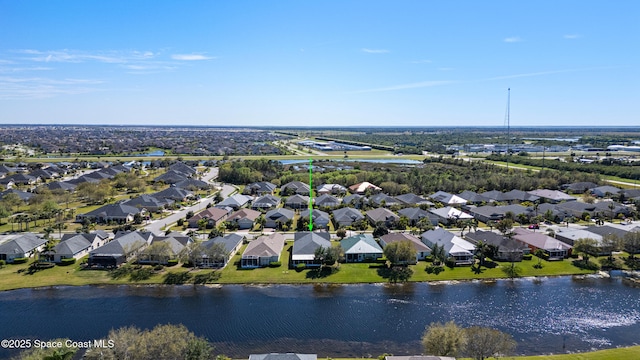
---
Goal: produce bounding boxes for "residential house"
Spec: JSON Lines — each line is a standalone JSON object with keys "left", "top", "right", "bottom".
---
{"left": 216, "top": 194, "right": 252, "bottom": 210}
{"left": 343, "top": 194, "right": 366, "bottom": 208}
{"left": 284, "top": 194, "right": 310, "bottom": 209}
{"left": 428, "top": 206, "right": 473, "bottom": 226}
{"left": 241, "top": 233, "right": 285, "bottom": 268}
{"left": 53, "top": 232, "right": 110, "bottom": 263}
{"left": 87, "top": 231, "right": 154, "bottom": 268}
{"left": 527, "top": 189, "right": 576, "bottom": 203}
{"left": 340, "top": 233, "right": 383, "bottom": 262}
{"left": 252, "top": 195, "right": 281, "bottom": 210}
{"left": 188, "top": 207, "right": 230, "bottom": 228}
{"left": 512, "top": 228, "right": 572, "bottom": 260}
{"left": 481, "top": 190, "right": 539, "bottom": 203}
{"left": 138, "top": 234, "right": 193, "bottom": 265}
{"left": 124, "top": 194, "right": 175, "bottom": 213}
{"left": 394, "top": 193, "right": 433, "bottom": 207}
{"left": 227, "top": 208, "right": 261, "bottom": 230}
{"left": 0, "top": 233, "right": 47, "bottom": 263}
{"left": 429, "top": 191, "right": 467, "bottom": 206}
{"left": 154, "top": 170, "right": 188, "bottom": 184}
{"left": 458, "top": 190, "right": 491, "bottom": 205}
{"left": 314, "top": 194, "right": 341, "bottom": 209}
{"left": 397, "top": 207, "right": 439, "bottom": 227}
{"left": 168, "top": 162, "right": 196, "bottom": 177}
{"left": 535, "top": 203, "right": 570, "bottom": 222}
{"left": 316, "top": 183, "right": 347, "bottom": 195}
{"left": 245, "top": 181, "right": 277, "bottom": 195}
{"left": 553, "top": 228, "right": 603, "bottom": 247}
{"left": 369, "top": 193, "right": 401, "bottom": 207}
{"left": 467, "top": 204, "right": 531, "bottom": 224}
{"left": 562, "top": 182, "right": 599, "bottom": 194}
{"left": 0, "top": 173, "right": 37, "bottom": 187}
{"left": 301, "top": 209, "right": 330, "bottom": 229}
{"left": 386, "top": 356, "right": 455, "bottom": 360}
{"left": 264, "top": 208, "right": 295, "bottom": 229}
{"left": 153, "top": 186, "right": 194, "bottom": 202}
{"left": 348, "top": 182, "right": 381, "bottom": 194}
{"left": 591, "top": 185, "right": 622, "bottom": 198}
{"left": 199, "top": 233, "right": 245, "bottom": 268}
{"left": 379, "top": 233, "right": 430, "bottom": 261}
{"left": 465, "top": 230, "right": 527, "bottom": 261}
{"left": 175, "top": 178, "right": 211, "bottom": 191}
{"left": 290, "top": 231, "right": 331, "bottom": 268}
{"left": 0, "top": 189, "right": 34, "bottom": 202}
{"left": 332, "top": 207, "right": 364, "bottom": 228}
{"left": 76, "top": 203, "right": 142, "bottom": 224}
{"left": 421, "top": 228, "right": 475, "bottom": 265}
{"left": 365, "top": 208, "right": 399, "bottom": 227}
{"left": 45, "top": 181, "right": 77, "bottom": 192}
{"left": 280, "top": 181, "right": 311, "bottom": 196}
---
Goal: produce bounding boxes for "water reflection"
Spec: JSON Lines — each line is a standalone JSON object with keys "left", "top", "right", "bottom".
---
{"left": 0, "top": 277, "right": 639, "bottom": 358}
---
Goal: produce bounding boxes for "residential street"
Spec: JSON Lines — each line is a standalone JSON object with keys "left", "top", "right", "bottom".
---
{"left": 143, "top": 168, "right": 235, "bottom": 235}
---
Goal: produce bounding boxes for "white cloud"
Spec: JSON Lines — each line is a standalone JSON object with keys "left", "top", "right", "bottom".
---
{"left": 171, "top": 54, "right": 214, "bottom": 61}
{"left": 352, "top": 80, "right": 455, "bottom": 93}
{"left": 0, "top": 76, "right": 103, "bottom": 99}
{"left": 503, "top": 37, "right": 523, "bottom": 43}
{"left": 361, "top": 48, "right": 389, "bottom": 54}
{"left": 563, "top": 34, "right": 581, "bottom": 39}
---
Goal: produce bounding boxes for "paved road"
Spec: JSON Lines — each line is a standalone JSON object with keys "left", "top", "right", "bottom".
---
{"left": 143, "top": 168, "right": 235, "bottom": 235}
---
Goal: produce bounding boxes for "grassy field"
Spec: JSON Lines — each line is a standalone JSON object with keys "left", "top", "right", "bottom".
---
{"left": 0, "top": 242, "right": 596, "bottom": 291}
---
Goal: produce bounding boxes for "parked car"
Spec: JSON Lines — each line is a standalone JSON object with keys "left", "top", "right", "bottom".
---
{"left": 529, "top": 223, "right": 540, "bottom": 229}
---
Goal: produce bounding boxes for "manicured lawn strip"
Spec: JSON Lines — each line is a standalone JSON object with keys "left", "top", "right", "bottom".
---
{"left": 506, "top": 345, "right": 640, "bottom": 360}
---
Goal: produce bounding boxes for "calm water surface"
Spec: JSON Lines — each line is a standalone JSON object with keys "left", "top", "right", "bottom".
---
{"left": 1, "top": 276, "right": 639, "bottom": 358}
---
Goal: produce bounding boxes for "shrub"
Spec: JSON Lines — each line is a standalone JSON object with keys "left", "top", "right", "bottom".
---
{"left": 269, "top": 261, "right": 281, "bottom": 268}
{"left": 295, "top": 263, "right": 306, "bottom": 271}
{"left": 167, "top": 259, "right": 179, "bottom": 267}
{"left": 110, "top": 265, "right": 133, "bottom": 280}
{"left": 12, "top": 257, "right": 29, "bottom": 264}
{"left": 0, "top": 259, "right": 5, "bottom": 267}
{"left": 153, "top": 264, "right": 164, "bottom": 271}
{"left": 59, "top": 258, "right": 76, "bottom": 266}
{"left": 426, "top": 264, "right": 444, "bottom": 275}
{"left": 163, "top": 271, "right": 193, "bottom": 284}
{"left": 572, "top": 259, "right": 600, "bottom": 271}
{"left": 444, "top": 257, "right": 456, "bottom": 268}
{"left": 130, "top": 268, "right": 154, "bottom": 281}
{"left": 177, "top": 219, "right": 185, "bottom": 227}
{"left": 522, "top": 254, "right": 532, "bottom": 260}
{"left": 193, "top": 272, "right": 220, "bottom": 284}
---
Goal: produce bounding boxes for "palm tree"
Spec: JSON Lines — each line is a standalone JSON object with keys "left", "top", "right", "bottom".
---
{"left": 475, "top": 240, "right": 490, "bottom": 267}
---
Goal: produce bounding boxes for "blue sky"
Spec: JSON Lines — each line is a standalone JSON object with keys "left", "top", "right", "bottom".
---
{"left": 0, "top": 0, "right": 637, "bottom": 127}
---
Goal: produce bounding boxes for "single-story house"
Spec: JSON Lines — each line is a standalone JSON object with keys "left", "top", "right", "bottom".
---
{"left": 527, "top": 189, "right": 576, "bottom": 203}
{"left": 394, "top": 193, "right": 433, "bottom": 207}
{"left": 379, "top": 232, "right": 430, "bottom": 262}
{"left": 301, "top": 209, "right": 331, "bottom": 229}
{"left": 369, "top": 193, "right": 401, "bottom": 207}
{"left": 512, "top": 228, "right": 572, "bottom": 260}
{"left": 245, "top": 181, "right": 277, "bottom": 195}
{"left": 227, "top": 208, "right": 261, "bottom": 230}
{"left": 467, "top": 204, "right": 531, "bottom": 224}
{"left": 76, "top": 203, "right": 143, "bottom": 224}
{"left": 280, "top": 181, "right": 311, "bottom": 196}
{"left": 429, "top": 191, "right": 467, "bottom": 206}
{"left": 152, "top": 186, "right": 194, "bottom": 202}
{"left": 188, "top": 207, "right": 230, "bottom": 228}
{"left": 199, "top": 233, "right": 245, "bottom": 268}
{"left": 241, "top": 233, "right": 285, "bottom": 268}
{"left": 87, "top": 231, "right": 154, "bottom": 268}
{"left": 348, "top": 182, "right": 381, "bottom": 194}
{"left": 591, "top": 185, "right": 622, "bottom": 198}
{"left": 465, "top": 230, "right": 528, "bottom": 262}
{"left": 137, "top": 234, "right": 193, "bottom": 265}
{"left": 561, "top": 182, "right": 598, "bottom": 194}
{"left": 457, "top": 190, "right": 491, "bottom": 205}
{"left": 153, "top": 170, "right": 188, "bottom": 184}
{"left": 216, "top": 194, "right": 252, "bottom": 210}
{"left": 252, "top": 195, "right": 281, "bottom": 210}
{"left": 53, "top": 232, "right": 110, "bottom": 263}
{"left": 314, "top": 194, "right": 341, "bottom": 208}
{"left": 428, "top": 206, "right": 474, "bottom": 226}
{"left": 249, "top": 354, "right": 317, "bottom": 360}
{"left": 343, "top": 194, "right": 366, "bottom": 208}
{"left": 174, "top": 178, "right": 211, "bottom": 191}
{"left": 291, "top": 231, "right": 332, "bottom": 267}
{"left": 397, "top": 207, "right": 439, "bottom": 227}
{"left": 421, "top": 228, "right": 475, "bottom": 265}
{"left": 284, "top": 194, "right": 311, "bottom": 209}
{"left": 264, "top": 208, "right": 295, "bottom": 229}
{"left": 365, "top": 208, "right": 399, "bottom": 227}
{"left": 332, "top": 207, "right": 365, "bottom": 228}
{"left": 168, "top": 162, "right": 197, "bottom": 177}
{"left": 340, "top": 233, "right": 383, "bottom": 262}
{"left": 316, "top": 184, "right": 347, "bottom": 195}
{"left": 124, "top": 194, "right": 175, "bottom": 213}
{"left": 0, "top": 233, "right": 48, "bottom": 263}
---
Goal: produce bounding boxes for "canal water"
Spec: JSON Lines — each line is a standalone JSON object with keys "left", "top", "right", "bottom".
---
{"left": 1, "top": 276, "right": 639, "bottom": 358}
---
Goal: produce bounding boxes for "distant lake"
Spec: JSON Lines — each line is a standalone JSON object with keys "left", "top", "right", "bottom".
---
{"left": 1, "top": 276, "right": 639, "bottom": 358}
{"left": 280, "top": 159, "right": 422, "bottom": 165}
